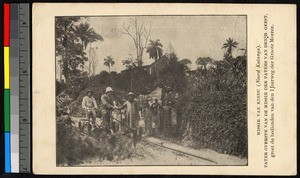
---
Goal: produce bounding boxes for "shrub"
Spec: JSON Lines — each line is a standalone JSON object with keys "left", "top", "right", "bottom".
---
{"left": 180, "top": 91, "right": 247, "bottom": 157}
{"left": 179, "top": 56, "right": 247, "bottom": 157}
{"left": 56, "top": 114, "right": 134, "bottom": 166}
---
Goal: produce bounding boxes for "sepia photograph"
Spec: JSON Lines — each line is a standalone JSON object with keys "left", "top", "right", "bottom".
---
{"left": 55, "top": 15, "right": 247, "bottom": 166}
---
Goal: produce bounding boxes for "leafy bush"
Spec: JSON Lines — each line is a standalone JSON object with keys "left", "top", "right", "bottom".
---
{"left": 180, "top": 91, "right": 247, "bottom": 156}
{"left": 56, "top": 114, "right": 134, "bottom": 166}
{"left": 179, "top": 56, "right": 247, "bottom": 157}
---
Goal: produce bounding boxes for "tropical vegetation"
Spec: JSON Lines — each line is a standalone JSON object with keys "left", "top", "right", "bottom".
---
{"left": 55, "top": 16, "right": 247, "bottom": 165}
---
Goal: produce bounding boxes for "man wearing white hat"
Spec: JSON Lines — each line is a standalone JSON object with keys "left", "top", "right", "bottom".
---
{"left": 100, "top": 87, "right": 116, "bottom": 128}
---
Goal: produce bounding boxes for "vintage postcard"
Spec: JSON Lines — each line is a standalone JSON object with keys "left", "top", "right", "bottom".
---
{"left": 32, "top": 3, "right": 296, "bottom": 175}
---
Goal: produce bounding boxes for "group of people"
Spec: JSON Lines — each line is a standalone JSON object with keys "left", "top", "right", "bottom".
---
{"left": 81, "top": 86, "right": 181, "bottom": 137}
{"left": 81, "top": 87, "right": 145, "bottom": 134}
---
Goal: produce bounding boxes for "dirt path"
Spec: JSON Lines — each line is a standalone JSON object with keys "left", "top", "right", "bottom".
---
{"left": 71, "top": 117, "right": 246, "bottom": 166}
{"left": 81, "top": 140, "right": 216, "bottom": 166}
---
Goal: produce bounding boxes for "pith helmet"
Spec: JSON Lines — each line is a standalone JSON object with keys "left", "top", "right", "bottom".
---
{"left": 128, "top": 92, "right": 134, "bottom": 96}
{"left": 105, "top": 87, "right": 114, "bottom": 94}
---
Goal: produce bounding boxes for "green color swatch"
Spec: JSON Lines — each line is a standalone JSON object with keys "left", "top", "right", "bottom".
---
{"left": 4, "top": 89, "right": 10, "bottom": 132}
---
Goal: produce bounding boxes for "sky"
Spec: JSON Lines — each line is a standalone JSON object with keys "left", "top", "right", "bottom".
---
{"left": 84, "top": 15, "right": 246, "bottom": 73}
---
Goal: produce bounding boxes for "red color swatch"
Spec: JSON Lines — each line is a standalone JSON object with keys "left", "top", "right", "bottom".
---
{"left": 4, "top": 3, "right": 10, "bottom": 46}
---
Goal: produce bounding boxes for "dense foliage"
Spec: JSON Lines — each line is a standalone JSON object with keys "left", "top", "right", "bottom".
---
{"left": 155, "top": 53, "right": 189, "bottom": 93}
{"left": 179, "top": 55, "right": 247, "bottom": 157}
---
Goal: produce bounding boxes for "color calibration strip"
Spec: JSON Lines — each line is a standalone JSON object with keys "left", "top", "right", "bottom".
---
{"left": 4, "top": 3, "right": 11, "bottom": 173}
{"left": 4, "top": 3, "right": 31, "bottom": 173}
{"left": 10, "top": 4, "right": 20, "bottom": 173}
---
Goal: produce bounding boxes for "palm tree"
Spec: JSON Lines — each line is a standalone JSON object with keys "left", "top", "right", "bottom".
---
{"left": 73, "top": 22, "right": 103, "bottom": 50}
{"left": 146, "top": 39, "right": 163, "bottom": 75}
{"left": 222, "top": 38, "right": 239, "bottom": 57}
{"left": 103, "top": 55, "right": 115, "bottom": 73}
{"left": 73, "top": 22, "right": 103, "bottom": 75}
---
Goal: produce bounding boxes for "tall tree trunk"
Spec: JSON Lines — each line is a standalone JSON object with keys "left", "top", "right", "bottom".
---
{"left": 137, "top": 55, "right": 142, "bottom": 67}
{"left": 88, "top": 63, "right": 91, "bottom": 76}
{"left": 62, "top": 60, "right": 69, "bottom": 83}
{"left": 155, "top": 49, "right": 159, "bottom": 76}
{"left": 92, "top": 64, "right": 95, "bottom": 76}
{"left": 154, "top": 59, "right": 157, "bottom": 76}
{"left": 59, "top": 61, "right": 63, "bottom": 81}
{"left": 131, "top": 70, "right": 133, "bottom": 91}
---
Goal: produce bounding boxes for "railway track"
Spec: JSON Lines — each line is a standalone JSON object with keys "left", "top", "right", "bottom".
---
{"left": 139, "top": 138, "right": 217, "bottom": 164}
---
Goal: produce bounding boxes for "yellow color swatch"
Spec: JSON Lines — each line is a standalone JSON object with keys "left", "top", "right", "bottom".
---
{"left": 4, "top": 47, "right": 10, "bottom": 89}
